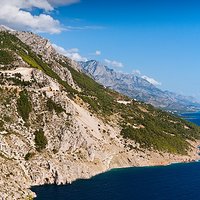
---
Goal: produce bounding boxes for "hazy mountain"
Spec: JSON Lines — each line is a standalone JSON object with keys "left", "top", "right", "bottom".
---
{"left": 80, "top": 60, "right": 200, "bottom": 112}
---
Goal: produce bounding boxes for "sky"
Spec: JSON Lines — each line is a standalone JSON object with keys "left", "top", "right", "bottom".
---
{"left": 1, "top": 0, "right": 200, "bottom": 99}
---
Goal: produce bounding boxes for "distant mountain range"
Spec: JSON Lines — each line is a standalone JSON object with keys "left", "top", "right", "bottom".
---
{"left": 80, "top": 60, "right": 200, "bottom": 113}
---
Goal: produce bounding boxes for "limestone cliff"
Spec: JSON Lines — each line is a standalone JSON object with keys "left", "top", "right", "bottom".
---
{"left": 0, "top": 26, "right": 200, "bottom": 199}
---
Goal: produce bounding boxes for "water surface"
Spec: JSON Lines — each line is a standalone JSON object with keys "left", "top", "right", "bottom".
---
{"left": 32, "top": 113, "right": 200, "bottom": 200}
{"left": 181, "top": 112, "right": 200, "bottom": 126}
{"left": 32, "top": 162, "right": 200, "bottom": 200}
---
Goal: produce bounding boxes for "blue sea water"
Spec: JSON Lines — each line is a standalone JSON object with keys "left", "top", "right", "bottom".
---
{"left": 32, "top": 113, "right": 200, "bottom": 200}
{"left": 32, "top": 162, "right": 200, "bottom": 200}
{"left": 180, "top": 112, "right": 200, "bottom": 126}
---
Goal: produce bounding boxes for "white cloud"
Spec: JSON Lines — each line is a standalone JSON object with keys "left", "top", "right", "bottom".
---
{"left": 0, "top": 0, "right": 79, "bottom": 34}
{"left": 131, "top": 69, "right": 161, "bottom": 86}
{"left": 0, "top": 0, "right": 62, "bottom": 33}
{"left": 26, "top": 0, "right": 54, "bottom": 11}
{"left": 47, "top": 0, "right": 80, "bottom": 6}
{"left": 132, "top": 69, "right": 141, "bottom": 75}
{"left": 3, "top": 0, "right": 54, "bottom": 11}
{"left": 0, "top": 1, "right": 103, "bottom": 33}
{"left": 89, "top": 50, "right": 101, "bottom": 56}
{"left": 52, "top": 44, "right": 88, "bottom": 62}
{"left": 65, "top": 25, "right": 105, "bottom": 31}
{"left": 95, "top": 50, "right": 101, "bottom": 56}
{"left": 104, "top": 59, "right": 124, "bottom": 68}
{"left": 142, "top": 75, "right": 161, "bottom": 86}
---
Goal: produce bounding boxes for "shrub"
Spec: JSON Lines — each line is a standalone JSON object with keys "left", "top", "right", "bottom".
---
{"left": 25, "top": 152, "right": 35, "bottom": 161}
{"left": 34, "top": 129, "right": 48, "bottom": 152}
{"left": 17, "top": 90, "right": 32, "bottom": 121}
{"left": 46, "top": 98, "right": 65, "bottom": 114}
{"left": 0, "top": 50, "right": 14, "bottom": 65}
{"left": 0, "top": 120, "right": 4, "bottom": 131}
{"left": 61, "top": 61, "right": 115, "bottom": 115}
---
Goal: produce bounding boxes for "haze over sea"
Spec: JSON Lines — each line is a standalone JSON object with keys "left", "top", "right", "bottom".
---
{"left": 32, "top": 112, "right": 200, "bottom": 200}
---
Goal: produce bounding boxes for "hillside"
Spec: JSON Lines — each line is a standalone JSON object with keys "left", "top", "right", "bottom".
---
{"left": 0, "top": 26, "right": 200, "bottom": 199}
{"left": 80, "top": 60, "right": 200, "bottom": 112}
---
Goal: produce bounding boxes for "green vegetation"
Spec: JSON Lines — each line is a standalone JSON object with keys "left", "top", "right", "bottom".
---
{"left": 119, "top": 102, "right": 200, "bottom": 154}
{"left": 1, "top": 31, "right": 200, "bottom": 155}
{"left": 46, "top": 98, "right": 65, "bottom": 114}
{"left": 18, "top": 48, "right": 75, "bottom": 94}
{"left": 6, "top": 77, "right": 31, "bottom": 86}
{"left": 0, "top": 120, "right": 4, "bottom": 131}
{"left": 24, "top": 152, "right": 35, "bottom": 161}
{"left": 60, "top": 62, "right": 115, "bottom": 115}
{"left": 0, "top": 50, "right": 14, "bottom": 65}
{"left": 0, "top": 32, "right": 74, "bottom": 94}
{"left": 121, "top": 125, "right": 189, "bottom": 154}
{"left": 19, "top": 52, "right": 42, "bottom": 70}
{"left": 34, "top": 129, "right": 48, "bottom": 152}
{"left": 58, "top": 60, "right": 200, "bottom": 155}
{"left": 3, "top": 115, "right": 11, "bottom": 122}
{"left": 17, "top": 90, "right": 32, "bottom": 121}
{"left": 14, "top": 73, "right": 22, "bottom": 79}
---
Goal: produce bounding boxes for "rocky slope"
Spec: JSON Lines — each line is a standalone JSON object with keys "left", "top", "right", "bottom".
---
{"left": 0, "top": 26, "right": 200, "bottom": 199}
{"left": 80, "top": 60, "right": 200, "bottom": 112}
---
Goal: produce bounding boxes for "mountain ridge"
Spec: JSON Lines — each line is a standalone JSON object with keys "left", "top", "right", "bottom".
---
{"left": 80, "top": 60, "right": 200, "bottom": 113}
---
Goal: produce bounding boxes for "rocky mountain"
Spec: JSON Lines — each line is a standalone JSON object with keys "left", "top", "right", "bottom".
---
{"left": 80, "top": 60, "right": 200, "bottom": 112}
{"left": 0, "top": 26, "right": 200, "bottom": 199}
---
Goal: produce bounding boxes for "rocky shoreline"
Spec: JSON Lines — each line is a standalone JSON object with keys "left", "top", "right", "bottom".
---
{"left": 29, "top": 139, "right": 200, "bottom": 199}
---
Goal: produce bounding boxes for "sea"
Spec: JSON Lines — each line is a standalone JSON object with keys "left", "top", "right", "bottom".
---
{"left": 32, "top": 112, "right": 200, "bottom": 200}
{"left": 180, "top": 112, "right": 200, "bottom": 126}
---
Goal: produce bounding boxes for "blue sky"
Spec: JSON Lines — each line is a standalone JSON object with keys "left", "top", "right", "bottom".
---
{"left": 1, "top": 0, "right": 200, "bottom": 99}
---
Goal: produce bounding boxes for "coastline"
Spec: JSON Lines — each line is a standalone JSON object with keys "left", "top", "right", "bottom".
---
{"left": 2, "top": 105, "right": 199, "bottom": 199}
{"left": 31, "top": 160, "right": 200, "bottom": 199}
{"left": 31, "top": 140, "right": 200, "bottom": 199}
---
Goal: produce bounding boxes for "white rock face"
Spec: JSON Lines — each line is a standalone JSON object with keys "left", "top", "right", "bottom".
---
{"left": 0, "top": 65, "right": 198, "bottom": 199}
{"left": 0, "top": 26, "right": 199, "bottom": 199}
{"left": 0, "top": 67, "right": 33, "bottom": 81}
{"left": 13, "top": 30, "right": 79, "bottom": 91}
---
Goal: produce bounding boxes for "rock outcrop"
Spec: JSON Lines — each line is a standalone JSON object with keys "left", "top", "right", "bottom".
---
{"left": 0, "top": 26, "right": 199, "bottom": 199}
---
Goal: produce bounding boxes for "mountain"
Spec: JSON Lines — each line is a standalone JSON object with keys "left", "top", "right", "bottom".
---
{"left": 80, "top": 60, "right": 200, "bottom": 112}
{"left": 0, "top": 26, "right": 200, "bottom": 199}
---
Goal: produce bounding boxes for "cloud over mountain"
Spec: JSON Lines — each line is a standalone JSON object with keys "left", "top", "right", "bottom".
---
{"left": 0, "top": 0, "right": 79, "bottom": 33}
{"left": 52, "top": 44, "right": 88, "bottom": 62}
{"left": 141, "top": 75, "right": 161, "bottom": 86}
{"left": 104, "top": 59, "right": 124, "bottom": 68}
